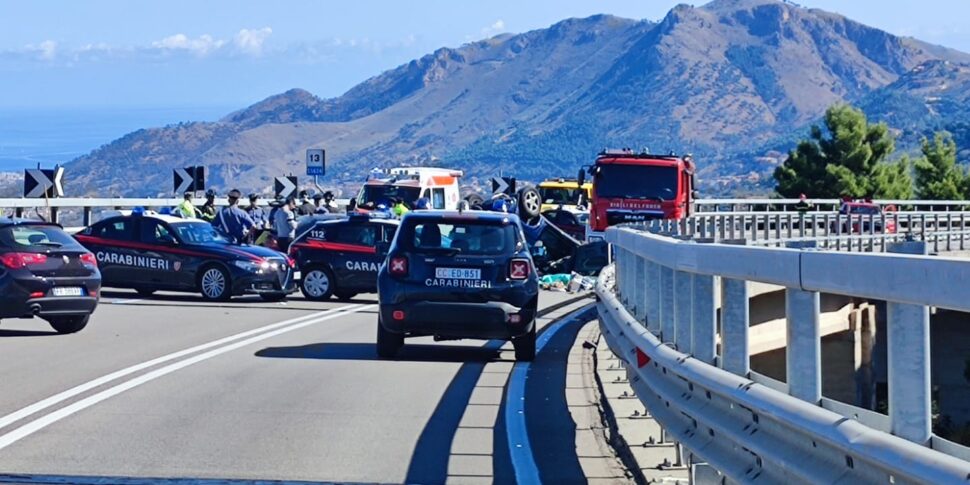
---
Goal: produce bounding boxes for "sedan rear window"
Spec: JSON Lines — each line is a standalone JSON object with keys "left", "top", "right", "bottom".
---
{"left": 0, "top": 225, "right": 83, "bottom": 249}
{"left": 402, "top": 220, "right": 517, "bottom": 256}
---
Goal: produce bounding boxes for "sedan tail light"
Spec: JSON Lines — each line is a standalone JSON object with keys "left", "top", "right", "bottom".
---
{"left": 80, "top": 253, "right": 98, "bottom": 267}
{"left": 0, "top": 252, "right": 48, "bottom": 269}
{"left": 509, "top": 258, "right": 531, "bottom": 280}
{"left": 389, "top": 256, "right": 408, "bottom": 276}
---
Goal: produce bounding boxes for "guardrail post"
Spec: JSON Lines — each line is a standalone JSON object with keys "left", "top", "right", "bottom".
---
{"left": 49, "top": 207, "right": 58, "bottom": 224}
{"left": 692, "top": 273, "right": 716, "bottom": 365}
{"left": 786, "top": 288, "right": 821, "bottom": 403}
{"left": 674, "top": 271, "right": 693, "bottom": 354}
{"left": 886, "top": 241, "right": 932, "bottom": 444}
{"left": 646, "top": 261, "right": 661, "bottom": 334}
{"left": 720, "top": 278, "right": 749, "bottom": 376}
{"left": 660, "top": 266, "right": 675, "bottom": 343}
{"left": 83, "top": 207, "right": 93, "bottom": 226}
{"left": 14, "top": 207, "right": 23, "bottom": 218}
{"left": 634, "top": 257, "right": 646, "bottom": 322}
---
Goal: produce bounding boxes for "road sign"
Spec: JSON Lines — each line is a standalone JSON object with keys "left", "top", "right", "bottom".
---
{"left": 491, "top": 176, "right": 516, "bottom": 195}
{"left": 306, "top": 149, "right": 326, "bottom": 176}
{"left": 173, "top": 166, "right": 205, "bottom": 194}
{"left": 274, "top": 176, "right": 298, "bottom": 199}
{"left": 24, "top": 167, "right": 64, "bottom": 198}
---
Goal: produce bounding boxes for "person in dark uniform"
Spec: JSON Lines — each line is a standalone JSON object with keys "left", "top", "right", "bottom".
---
{"left": 200, "top": 189, "right": 218, "bottom": 222}
{"left": 312, "top": 193, "right": 330, "bottom": 214}
{"left": 213, "top": 189, "right": 255, "bottom": 243}
{"left": 297, "top": 190, "right": 316, "bottom": 216}
{"left": 246, "top": 193, "right": 268, "bottom": 228}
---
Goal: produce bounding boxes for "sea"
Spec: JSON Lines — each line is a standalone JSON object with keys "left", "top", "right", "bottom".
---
{"left": 0, "top": 106, "right": 233, "bottom": 172}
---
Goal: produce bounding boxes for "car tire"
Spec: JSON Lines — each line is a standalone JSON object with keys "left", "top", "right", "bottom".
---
{"left": 300, "top": 266, "right": 335, "bottom": 301}
{"left": 517, "top": 187, "right": 541, "bottom": 221}
{"left": 334, "top": 290, "right": 357, "bottom": 302}
{"left": 135, "top": 288, "right": 155, "bottom": 297}
{"left": 199, "top": 265, "right": 232, "bottom": 301}
{"left": 512, "top": 323, "right": 536, "bottom": 362}
{"left": 376, "top": 317, "right": 403, "bottom": 359}
{"left": 260, "top": 293, "right": 287, "bottom": 302}
{"left": 46, "top": 315, "right": 90, "bottom": 334}
{"left": 464, "top": 193, "right": 484, "bottom": 208}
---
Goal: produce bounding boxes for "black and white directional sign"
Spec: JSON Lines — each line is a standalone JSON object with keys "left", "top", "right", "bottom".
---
{"left": 274, "top": 176, "right": 298, "bottom": 199}
{"left": 491, "top": 176, "right": 516, "bottom": 195}
{"left": 173, "top": 166, "right": 205, "bottom": 194}
{"left": 306, "top": 149, "right": 325, "bottom": 176}
{"left": 24, "top": 167, "right": 64, "bottom": 198}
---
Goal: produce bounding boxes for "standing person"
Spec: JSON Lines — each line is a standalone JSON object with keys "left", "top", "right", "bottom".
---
{"left": 392, "top": 198, "right": 410, "bottom": 218}
{"left": 322, "top": 191, "right": 337, "bottom": 212}
{"left": 298, "top": 190, "right": 316, "bottom": 216}
{"left": 200, "top": 189, "right": 218, "bottom": 222}
{"left": 274, "top": 196, "right": 298, "bottom": 252}
{"left": 178, "top": 192, "right": 199, "bottom": 219}
{"left": 213, "top": 189, "right": 255, "bottom": 243}
{"left": 245, "top": 193, "right": 268, "bottom": 228}
{"left": 312, "top": 193, "right": 330, "bottom": 214}
{"left": 794, "top": 193, "right": 813, "bottom": 215}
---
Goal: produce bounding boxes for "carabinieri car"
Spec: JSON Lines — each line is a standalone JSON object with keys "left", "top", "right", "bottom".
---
{"left": 0, "top": 218, "right": 101, "bottom": 334}
{"left": 75, "top": 211, "right": 297, "bottom": 301}
{"left": 376, "top": 210, "right": 539, "bottom": 361}
{"left": 289, "top": 212, "right": 399, "bottom": 301}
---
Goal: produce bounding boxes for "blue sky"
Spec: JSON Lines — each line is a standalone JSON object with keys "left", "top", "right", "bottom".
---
{"left": 1, "top": 0, "right": 969, "bottom": 110}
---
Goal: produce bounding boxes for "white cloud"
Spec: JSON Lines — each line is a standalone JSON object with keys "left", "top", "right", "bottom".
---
{"left": 151, "top": 33, "right": 226, "bottom": 56}
{"left": 234, "top": 27, "right": 272, "bottom": 56}
{"left": 481, "top": 19, "right": 506, "bottom": 37}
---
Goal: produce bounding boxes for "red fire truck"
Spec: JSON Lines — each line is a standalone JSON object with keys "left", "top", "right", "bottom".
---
{"left": 581, "top": 149, "right": 696, "bottom": 241}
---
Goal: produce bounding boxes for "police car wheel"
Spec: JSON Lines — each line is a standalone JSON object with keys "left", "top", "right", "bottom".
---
{"left": 46, "top": 315, "right": 90, "bottom": 335}
{"left": 199, "top": 266, "right": 232, "bottom": 301}
{"left": 376, "top": 318, "right": 403, "bottom": 358}
{"left": 512, "top": 323, "right": 536, "bottom": 362}
{"left": 300, "top": 267, "right": 334, "bottom": 301}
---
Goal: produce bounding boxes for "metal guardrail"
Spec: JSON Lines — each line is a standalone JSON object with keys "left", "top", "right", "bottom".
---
{"left": 696, "top": 198, "right": 970, "bottom": 212}
{"left": 0, "top": 197, "right": 350, "bottom": 226}
{"left": 599, "top": 225, "right": 970, "bottom": 483}
{"left": 645, "top": 211, "right": 970, "bottom": 253}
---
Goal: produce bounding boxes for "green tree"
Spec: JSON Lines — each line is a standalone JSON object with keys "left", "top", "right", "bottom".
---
{"left": 914, "top": 131, "right": 966, "bottom": 200}
{"left": 774, "top": 104, "right": 912, "bottom": 199}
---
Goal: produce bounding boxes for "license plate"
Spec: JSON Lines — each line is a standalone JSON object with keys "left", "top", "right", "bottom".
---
{"left": 436, "top": 267, "right": 481, "bottom": 280}
{"left": 52, "top": 287, "right": 83, "bottom": 297}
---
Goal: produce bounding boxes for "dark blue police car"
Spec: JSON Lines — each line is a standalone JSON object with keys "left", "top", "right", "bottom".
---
{"left": 376, "top": 210, "right": 539, "bottom": 361}
{"left": 289, "top": 213, "right": 399, "bottom": 301}
{"left": 75, "top": 212, "right": 296, "bottom": 301}
{"left": 0, "top": 218, "right": 101, "bottom": 334}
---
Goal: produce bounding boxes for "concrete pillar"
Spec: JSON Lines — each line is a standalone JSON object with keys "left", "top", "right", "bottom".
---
{"left": 692, "top": 274, "right": 717, "bottom": 365}
{"left": 786, "top": 288, "right": 822, "bottom": 403}
{"left": 660, "top": 266, "right": 675, "bottom": 343}
{"left": 674, "top": 271, "right": 693, "bottom": 354}
{"left": 720, "top": 278, "right": 750, "bottom": 376}
{"left": 646, "top": 261, "right": 661, "bottom": 334}
{"left": 887, "top": 241, "right": 931, "bottom": 444}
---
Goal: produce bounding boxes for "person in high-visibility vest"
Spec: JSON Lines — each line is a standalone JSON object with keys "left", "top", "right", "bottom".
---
{"left": 177, "top": 192, "right": 199, "bottom": 219}
{"left": 392, "top": 198, "right": 410, "bottom": 218}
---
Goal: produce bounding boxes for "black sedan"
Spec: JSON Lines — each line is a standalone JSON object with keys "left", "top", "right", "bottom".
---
{"left": 75, "top": 212, "right": 296, "bottom": 301}
{"left": 0, "top": 218, "right": 101, "bottom": 334}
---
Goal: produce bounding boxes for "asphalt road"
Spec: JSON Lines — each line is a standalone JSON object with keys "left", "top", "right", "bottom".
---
{"left": 0, "top": 289, "right": 598, "bottom": 484}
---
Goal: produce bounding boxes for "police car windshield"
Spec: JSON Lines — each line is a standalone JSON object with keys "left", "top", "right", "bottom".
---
{"left": 170, "top": 222, "right": 231, "bottom": 244}
{"left": 0, "top": 225, "right": 81, "bottom": 250}
{"left": 403, "top": 220, "right": 516, "bottom": 256}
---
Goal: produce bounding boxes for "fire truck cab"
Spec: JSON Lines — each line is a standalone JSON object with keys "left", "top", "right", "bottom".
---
{"left": 354, "top": 167, "right": 464, "bottom": 212}
{"left": 582, "top": 149, "right": 696, "bottom": 241}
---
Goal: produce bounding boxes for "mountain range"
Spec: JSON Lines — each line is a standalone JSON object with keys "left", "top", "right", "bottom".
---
{"left": 50, "top": 0, "right": 970, "bottom": 198}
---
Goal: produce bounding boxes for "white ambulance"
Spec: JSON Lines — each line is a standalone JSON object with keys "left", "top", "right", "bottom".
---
{"left": 353, "top": 167, "right": 464, "bottom": 211}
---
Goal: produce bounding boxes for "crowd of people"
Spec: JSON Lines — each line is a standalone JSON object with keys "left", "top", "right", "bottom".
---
{"left": 172, "top": 188, "right": 340, "bottom": 251}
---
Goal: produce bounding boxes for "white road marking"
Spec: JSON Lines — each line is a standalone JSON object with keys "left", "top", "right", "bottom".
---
{"left": 109, "top": 298, "right": 145, "bottom": 305}
{"left": 0, "top": 306, "right": 362, "bottom": 433}
{"left": 0, "top": 303, "right": 376, "bottom": 451}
